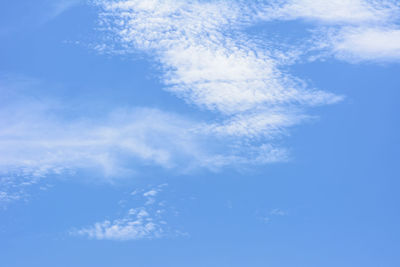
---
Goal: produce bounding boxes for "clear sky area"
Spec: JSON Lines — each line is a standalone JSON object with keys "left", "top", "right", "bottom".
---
{"left": 1, "top": 1, "right": 400, "bottom": 266}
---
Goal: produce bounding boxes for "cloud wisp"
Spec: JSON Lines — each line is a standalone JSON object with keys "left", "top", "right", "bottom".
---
{"left": 75, "top": 209, "right": 164, "bottom": 241}
{"left": 0, "top": 99, "right": 287, "bottom": 177}
{"left": 259, "top": 0, "right": 400, "bottom": 62}
{"left": 0, "top": 91, "right": 290, "bottom": 205}
{"left": 73, "top": 184, "right": 178, "bottom": 241}
{"left": 318, "top": 26, "right": 400, "bottom": 62}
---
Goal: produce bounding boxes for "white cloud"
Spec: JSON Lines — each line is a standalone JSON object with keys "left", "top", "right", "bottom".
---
{"left": 257, "top": 0, "right": 400, "bottom": 62}
{"left": 262, "top": 0, "right": 398, "bottom": 24}
{"left": 0, "top": 89, "right": 290, "bottom": 204}
{"left": 74, "top": 184, "right": 175, "bottom": 241}
{"left": 143, "top": 190, "right": 158, "bottom": 197}
{"left": 326, "top": 27, "right": 400, "bottom": 62}
{"left": 0, "top": 104, "right": 201, "bottom": 177}
{"left": 95, "top": 0, "right": 341, "bottom": 139}
{"left": 0, "top": 99, "right": 289, "bottom": 178}
{"left": 202, "top": 109, "right": 306, "bottom": 138}
{"left": 75, "top": 209, "right": 163, "bottom": 241}
{"left": 0, "top": 174, "right": 41, "bottom": 206}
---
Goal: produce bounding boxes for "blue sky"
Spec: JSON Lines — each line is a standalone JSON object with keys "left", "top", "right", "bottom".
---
{"left": 1, "top": 0, "right": 400, "bottom": 266}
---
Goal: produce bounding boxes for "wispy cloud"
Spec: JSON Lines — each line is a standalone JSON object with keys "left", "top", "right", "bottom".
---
{"left": 319, "top": 26, "right": 400, "bottom": 62}
{"left": 75, "top": 209, "right": 164, "bottom": 241}
{"left": 262, "top": 0, "right": 398, "bottom": 24}
{"left": 73, "top": 184, "right": 179, "bottom": 241}
{"left": 0, "top": 173, "right": 45, "bottom": 207}
{"left": 259, "top": 0, "right": 400, "bottom": 62}
{"left": 0, "top": 86, "right": 288, "bottom": 204}
{"left": 44, "top": 0, "right": 83, "bottom": 21}
{"left": 0, "top": 97, "right": 287, "bottom": 177}
{"left": 0, "top": 103, "right": 199, "bottom": 177}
